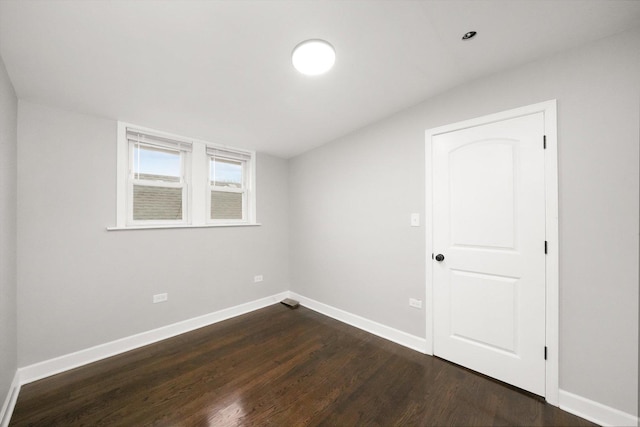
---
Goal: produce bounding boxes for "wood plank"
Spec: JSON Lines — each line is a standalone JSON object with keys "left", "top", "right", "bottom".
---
{"left": 9, "top": 305, "right": 596, "bottom": 426}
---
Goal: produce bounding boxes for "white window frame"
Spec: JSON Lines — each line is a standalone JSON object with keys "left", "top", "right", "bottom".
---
{"left": 207, "top": 148, "right": 252, "bottom": 224}
{"left": 127, "top": 140, "right": 190, "bottom": 226}
{"left": 114, "top": 122, "right": 257, "bottom": 230}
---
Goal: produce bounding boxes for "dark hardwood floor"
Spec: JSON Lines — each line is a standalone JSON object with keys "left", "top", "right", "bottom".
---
{"left": 10, "top": 304, "right": 596, "bottom": 426}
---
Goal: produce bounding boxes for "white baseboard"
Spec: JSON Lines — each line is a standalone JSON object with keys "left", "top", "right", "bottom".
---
{"left": 290, "top": 293, "right": 640, "bottom": 427}
{"left": 289, "top": 292, "right": 427, "bottom": 354}
{"left": 9, "top": 291, "right": 639, "bottom": 427}
{"left": 559, "top": 389, "right": 639, "bottom": 427}
{"left": 19, "top": 291, "right": 289, "bottom": 385}
{"left": 0, "top": 371, "right": 20, "bottom": 427}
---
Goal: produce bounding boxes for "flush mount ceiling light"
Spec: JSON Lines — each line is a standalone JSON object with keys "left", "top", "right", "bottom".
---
{"left": 462, "top": 31, "right": 477, "bottom": 40}
{"left": 292, "top": 39, "right": 335, "bottom": 76}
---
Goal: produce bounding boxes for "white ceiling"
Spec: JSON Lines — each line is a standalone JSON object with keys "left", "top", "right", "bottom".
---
{"left": 1, "top": 1, "right": 639, "bottom": 158}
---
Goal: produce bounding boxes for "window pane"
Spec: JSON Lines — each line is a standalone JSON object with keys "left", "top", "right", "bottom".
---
{"left": 210, "top": 158, "right": 242, "bottom": 188}
{"left": 134, "top": 145, "right": 181, "bottom": 182}
{"left": 133, "top": 185, "right": 183, "bottom": 220}
{"left": 211, "top": 191, "right": 243, "bottom": 220}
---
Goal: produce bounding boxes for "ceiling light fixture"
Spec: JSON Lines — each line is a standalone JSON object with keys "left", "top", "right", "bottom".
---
{"left": 462, "top": 31, "right": 477, "bottom": 40}
{"left": 292, "top": 39, "right": 335, "bottom": 76}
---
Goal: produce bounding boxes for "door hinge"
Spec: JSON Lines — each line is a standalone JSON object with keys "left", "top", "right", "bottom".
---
{"left": 543, "top": 135, "right": 547, "bottom": 149}
{"left": 544, "top": 346, "right": 548, "bottom": 360}
{"left": 544, "top": 241, "right": 548, "bottom": 254}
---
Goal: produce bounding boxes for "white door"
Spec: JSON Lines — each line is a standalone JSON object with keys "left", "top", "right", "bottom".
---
{"left": 432, "top": 112, "right": 546, "bottom": 396}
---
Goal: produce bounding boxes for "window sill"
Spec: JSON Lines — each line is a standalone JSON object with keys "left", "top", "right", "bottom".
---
{"left": 106, "top": 223, "right": 261, "bottom": 231}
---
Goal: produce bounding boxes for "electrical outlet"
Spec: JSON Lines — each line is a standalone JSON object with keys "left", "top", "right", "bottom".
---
{"left": 254, "top": 275, "right": 263, "bottom": 283}
{"left": 409, "top": 298, "right": 422, "bottom": 309}
{"left": 153, "top": 293, "right": 168, "bottom": 303}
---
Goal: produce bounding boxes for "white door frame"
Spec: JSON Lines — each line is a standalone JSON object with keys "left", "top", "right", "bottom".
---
{"left": 425, "top": 100, "right": 559, "bottom": 405}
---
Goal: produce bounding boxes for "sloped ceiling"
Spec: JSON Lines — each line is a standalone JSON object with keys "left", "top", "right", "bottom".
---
{"left": 1, "top": 0, "right": 639, "bottom": 158}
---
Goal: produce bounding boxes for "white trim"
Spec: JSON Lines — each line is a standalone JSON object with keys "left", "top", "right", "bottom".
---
{"left": 116, "top": 122, "right": 127, "bottom": 228}
{"left": 541, "top": 100, "right": 560, "bottom": 406}
{"left": 424, "top": 100, "right": 559, "bottom": 405}
{"left": 247, "top": 146, "right": 257, "bottom": 223}
{"left": 19, "top": 292, "right": 288, "bottom": 385}
{"left": 6, "top": 290, "right": 636, "bottom": 427}
{"left": 0, "top": 371, "right": 20, "bottom": 427}
{"left": 424, "top": 124, "right": 434, "bottom": 356}
{"left": 106, "top": 222, "right": 261, "bottom": 231}
{"left": 191, "top": 142, "right": 207, "bottom": 225}
{"left": 289, "top": 292, "right": 428, "bottom": 354}
{"left": 559, "top": 389, "right": 639, "bottom": 427}
{"left": 207, "top": 153, "right": 250, "bottom": 224}
{"left": 116, "top": 121, "right": 257, "bottom": 229}
{"left": 127, "top": 133, "right": 191, "bottom": 227}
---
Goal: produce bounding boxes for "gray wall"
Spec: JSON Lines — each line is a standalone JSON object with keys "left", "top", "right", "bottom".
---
{"left": 9, "top": 23, "right": 640, "bottom": 421}
{"left": 17, "top": 101, "right": 289, "bottom": 366}
{"left": 290, "top": 28, "right": 640, "bottom": 415}
{"left": 0, "top": 55, "right": 18, "bottom": 406}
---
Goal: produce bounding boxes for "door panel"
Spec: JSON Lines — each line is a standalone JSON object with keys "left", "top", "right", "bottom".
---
{"left": 432, "top": 112, "right": 545, "bottom": 396}
{"left": 450, "top": 141, "right": 516, "bottom": 249}
{"left": 450, "top": 269, "right": 518, "bottom": 354}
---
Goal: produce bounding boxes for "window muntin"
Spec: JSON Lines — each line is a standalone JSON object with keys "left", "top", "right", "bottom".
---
{"left": 116, "top": 122, "right": 256, "bottom": 229}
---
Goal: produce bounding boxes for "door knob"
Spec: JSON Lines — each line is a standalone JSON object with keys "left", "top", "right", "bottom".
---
{"left": 435, "top": 254, "right": 445, "bottom": 262}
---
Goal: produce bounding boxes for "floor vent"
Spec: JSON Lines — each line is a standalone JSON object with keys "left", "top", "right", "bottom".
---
{"left": 281, "top": 298, "right": 299, "bottom": 309}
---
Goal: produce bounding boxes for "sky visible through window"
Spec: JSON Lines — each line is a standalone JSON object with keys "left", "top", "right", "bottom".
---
{"left": 134, "top": 147, "right": 180, "bottom": 177}
{"left": 133, "top": 147, "right": 241, "bottom": 183}
{"left": 211, "top": 158, "right": 242, "bottom": 186}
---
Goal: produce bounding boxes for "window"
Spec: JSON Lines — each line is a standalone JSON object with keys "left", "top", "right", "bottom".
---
{"left": 128, "top": 130, "right": 190, "bottom": 224}
{"left": 115, "top": 123, "right": 256, "bottom": 229}
{"left": 208, "top": 148, "right": 251, "bottom": 222}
